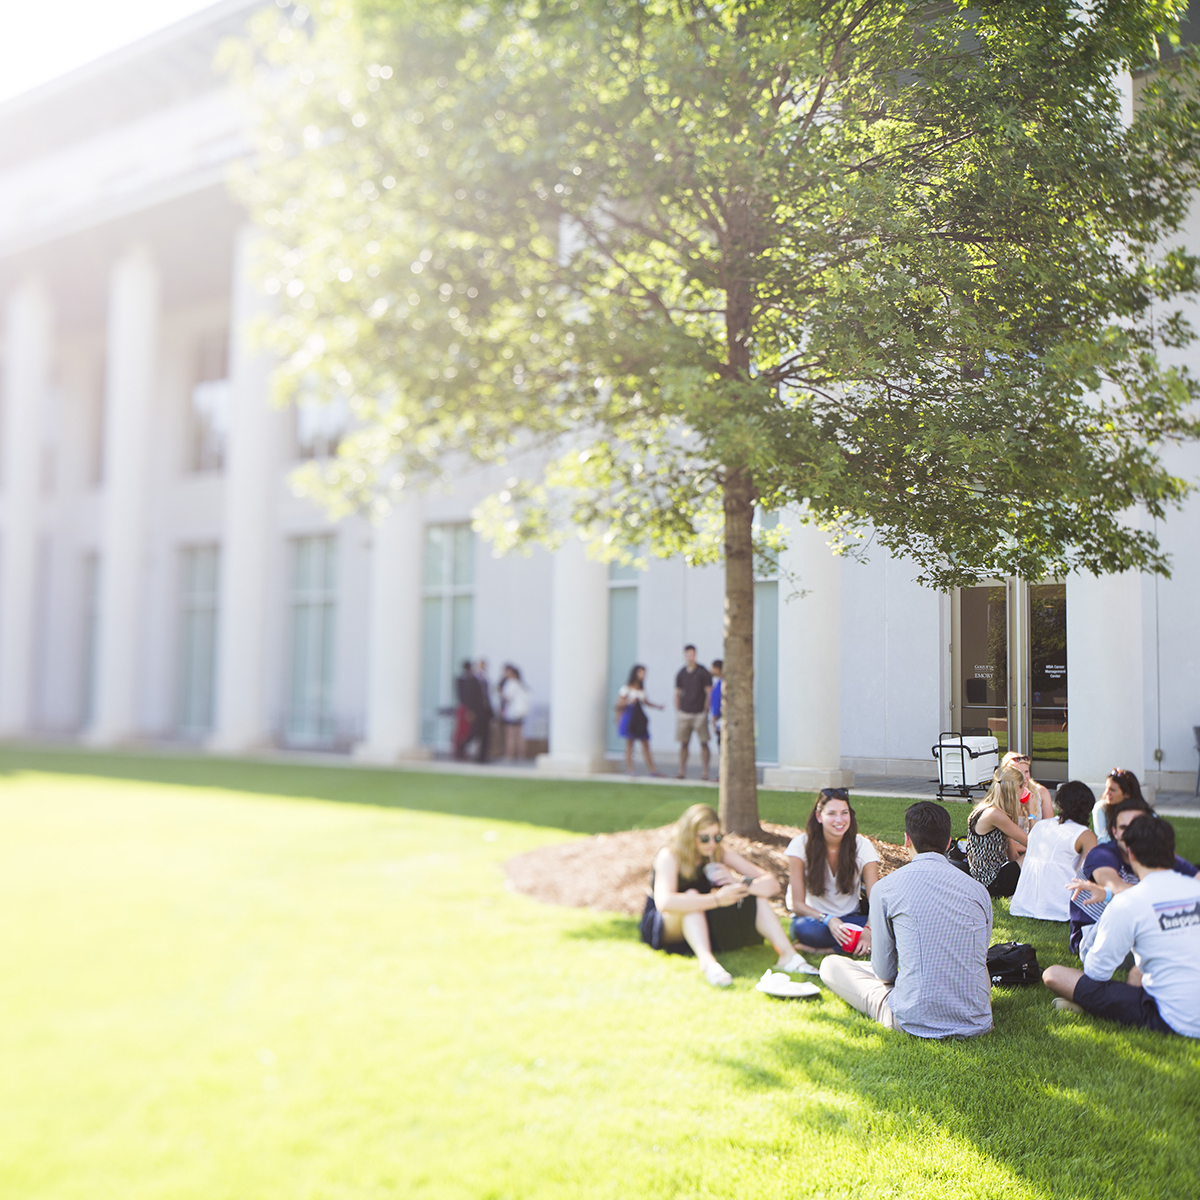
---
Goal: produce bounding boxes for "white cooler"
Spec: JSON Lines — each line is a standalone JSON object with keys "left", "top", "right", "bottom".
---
{"left": 932, "top": 733, "right": 999, "bottom": 796}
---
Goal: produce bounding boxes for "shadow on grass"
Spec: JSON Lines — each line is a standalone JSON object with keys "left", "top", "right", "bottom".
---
{"left": 0, "top": 745, "right": 709, "bottom": 836}
{"left": 734, "top": 1005, "right": 1200, "bottom": 1199}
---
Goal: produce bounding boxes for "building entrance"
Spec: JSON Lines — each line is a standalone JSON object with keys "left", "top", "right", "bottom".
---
{"left": 951, "top": 581, "right": 1068, "bottom": 780}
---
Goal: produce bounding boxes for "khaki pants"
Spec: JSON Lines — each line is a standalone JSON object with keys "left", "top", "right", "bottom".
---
{"left": 818, "top": 956, "right": 896, "bottom": 1029}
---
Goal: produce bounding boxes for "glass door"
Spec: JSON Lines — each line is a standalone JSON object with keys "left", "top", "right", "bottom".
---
{"left": 951, "top": 581, "right": 1067, "bottom": 778}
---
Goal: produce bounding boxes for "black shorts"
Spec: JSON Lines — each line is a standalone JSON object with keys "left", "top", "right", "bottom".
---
{"left": 639, "top": 894, "right": 760, "bottom": 956}
{"left": 1073, "top": 975, "right": 1176, "bottom": 1035}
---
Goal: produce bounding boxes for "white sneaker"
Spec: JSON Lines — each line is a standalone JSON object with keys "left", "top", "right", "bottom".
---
{"left": 704, "top": 961, "right": 733, "bottom": 987}
{"left": 776, "top": 952, "right": 820, "bottom": 976}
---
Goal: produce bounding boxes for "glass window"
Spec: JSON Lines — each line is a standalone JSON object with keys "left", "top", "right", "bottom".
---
{"left": 294, "top": 388, "right": 348, "bottom": 460}
{"left": 188, "top": 333, "right": 229, "bottom": 473}
{"left": 286, "top": 535, "right": 338, "bottom": 745}
{"left": 606, "top": 563, "right": 640, "bottom": 754}
{"left": 958, "top": 585, "right": 1009, "bottom": 748}
{"left": 420, "top": 524, "right": 475, "bottom": 748}
{"left": 177, "top": 545, "right": 220, "bottom": 737}
{"left": 1030, "top": 583, "right": 1067, "bottom": 763}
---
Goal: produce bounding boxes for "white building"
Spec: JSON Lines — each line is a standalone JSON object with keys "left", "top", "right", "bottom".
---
{"left": 0, "top": 1, "right": 1197, "bottom": 795}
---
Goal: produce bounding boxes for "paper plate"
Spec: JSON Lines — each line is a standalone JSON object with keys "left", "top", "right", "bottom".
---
{"left": 755, "top": 973, "right": 821, "bottom": 999}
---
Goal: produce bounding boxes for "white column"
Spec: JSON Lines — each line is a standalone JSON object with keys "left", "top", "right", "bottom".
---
{"left": 762, "top": 515, "right": 853, "bottom": 790}
{"left": 1067, "top": 570, "right": 1146, "bottom": 794}
{"left": 354, "top": 493, "right": 429, "bottom": 762}
{"left": 0, "top": 281, "right": 51, "bottom": 735}
{"left": 536, "top": 538, "right": 613, "bottom": 774}
{"left": 87, "top": 247, "right": 159, "bottom": 745}
{"left": 210, "top": 227, "right": 282, "bottom": 753}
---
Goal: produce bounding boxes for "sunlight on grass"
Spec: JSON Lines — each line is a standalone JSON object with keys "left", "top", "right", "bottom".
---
{"left": 0, "top": 754, "right": 1198, "bottom": 1198}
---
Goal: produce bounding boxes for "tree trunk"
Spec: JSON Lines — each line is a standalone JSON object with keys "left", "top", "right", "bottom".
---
{"left": 718, "top": 467, "right": 762, "bottom": 836}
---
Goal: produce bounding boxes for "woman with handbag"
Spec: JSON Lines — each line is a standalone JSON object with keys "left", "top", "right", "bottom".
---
{"left": 639, "top": 803, "right": 814, "bottom": 986}
{"left": 615, "top": 664, "right": 664, "bottom": 776}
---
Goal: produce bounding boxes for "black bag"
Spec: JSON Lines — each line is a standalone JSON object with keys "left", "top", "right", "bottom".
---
{"left": 987, "top": 941, "right": 1040, "bottom": 986}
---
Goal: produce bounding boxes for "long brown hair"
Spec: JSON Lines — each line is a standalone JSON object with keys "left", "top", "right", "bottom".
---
{"left": 805, "top": 791, "right": 859, "bottom": 897}
{"left": 971, "top": 767, "right": 1025, "bottom": 829}
{"left": 668, "top": 803, "right": 723, "bottom": 881}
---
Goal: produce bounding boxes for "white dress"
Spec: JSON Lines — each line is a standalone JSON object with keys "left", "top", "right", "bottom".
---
{"left": 1010, "top": 818, "right": 1088, "bottom": 921}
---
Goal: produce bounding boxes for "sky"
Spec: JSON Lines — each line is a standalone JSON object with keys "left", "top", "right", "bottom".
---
{"left": 0, "top": 0, "right": 223, "bottom": 105}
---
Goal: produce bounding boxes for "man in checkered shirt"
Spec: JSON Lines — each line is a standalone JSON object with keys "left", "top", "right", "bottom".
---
{"left": 820, "top": 801, "right": 993, "bottom": 1038}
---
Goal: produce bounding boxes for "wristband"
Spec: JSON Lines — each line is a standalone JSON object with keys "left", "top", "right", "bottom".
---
{"left": 1104, "top": 885, "right": 1113, "bottom": 904}
{"left": 821, "top": 913, "right": 831, "bottom": 926}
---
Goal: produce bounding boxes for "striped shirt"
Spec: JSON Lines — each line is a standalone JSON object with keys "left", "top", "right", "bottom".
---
{"left": 870, "top": 852, "right": 993, "bottom": 1038}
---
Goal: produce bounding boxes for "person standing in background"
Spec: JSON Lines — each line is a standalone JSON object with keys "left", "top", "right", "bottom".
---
{"left": 472, "top": 658, "right": 494, "bottom": 763}
{"left": 675, "top": 645, "right": 713, "bottom": 781}
{"left": 454, "top": 660, "right": 480, "bottom": 760}
{"left": 710, "top": 659, "right": 723, "bottom": 752}
{"left": 500, "top": 664, "right": 530, "bottom": 761}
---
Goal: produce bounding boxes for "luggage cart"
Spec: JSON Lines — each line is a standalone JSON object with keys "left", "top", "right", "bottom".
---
{"left": 932, "top": 732, "right": 999, "bottom": 800}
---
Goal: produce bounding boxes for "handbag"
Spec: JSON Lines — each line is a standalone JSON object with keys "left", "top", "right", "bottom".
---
{"left": 617, "top": 704, "right": 632, "bottom": 738}
{"left": 986, "top": 941, "right": 1040, "bottom": 986}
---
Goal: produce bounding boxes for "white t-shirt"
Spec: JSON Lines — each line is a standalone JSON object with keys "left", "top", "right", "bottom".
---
{"left": 500, "top": 677, "right": 529, "bottom": 721}
{"left": 1086, "top": 869, "right": 1200, "bottom": 1038}
{"left": 784, "top": 832, "right": 879, "bottom": 916}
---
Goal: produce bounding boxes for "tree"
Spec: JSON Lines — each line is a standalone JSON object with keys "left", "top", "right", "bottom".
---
{"left": 233, "top": 0, "right": 1200, "bottom": 834}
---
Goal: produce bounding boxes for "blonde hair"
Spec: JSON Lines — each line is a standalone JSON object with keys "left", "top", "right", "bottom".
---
{"left": 668, "top": 803, "right": 723, "bottom": 881}
{"left": 971, "top": 766, "right": 1026, "bottom": 829}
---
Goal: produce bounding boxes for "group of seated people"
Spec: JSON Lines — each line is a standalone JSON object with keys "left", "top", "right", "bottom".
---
{"left": 639, "top": 770, "right": 1200, "bottom": 1040}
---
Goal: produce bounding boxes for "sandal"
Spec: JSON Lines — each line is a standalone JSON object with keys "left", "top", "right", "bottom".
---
{"left": 704, "top": 961, "right": 733, "bottom": 987}
{"left": 775, "top": 952, "right": 820, "bottom": 976}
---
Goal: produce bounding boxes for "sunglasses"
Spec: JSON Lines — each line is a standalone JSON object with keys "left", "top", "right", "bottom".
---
{"left": 1012, "top": 755, "right": 1030, "bottom": 764}
{"left": 697, "top": 833, "right": 723, "bottom": 844}
{"left": 821, "top": 787, "right": 850, "bottom": 800}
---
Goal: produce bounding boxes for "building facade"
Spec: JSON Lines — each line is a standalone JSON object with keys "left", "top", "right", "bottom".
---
{"left": 0, "top": 2, "right": 1197, "bottom": 794}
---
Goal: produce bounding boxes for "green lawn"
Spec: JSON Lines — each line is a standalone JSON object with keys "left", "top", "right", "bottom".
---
{"left": 1, "top": 748, "right": 1198, "bottom": 1199}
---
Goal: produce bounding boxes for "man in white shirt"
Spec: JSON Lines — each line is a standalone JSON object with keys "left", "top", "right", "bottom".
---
{"left": 1043, "top": 814, "right": 1200, "bottom": 1038}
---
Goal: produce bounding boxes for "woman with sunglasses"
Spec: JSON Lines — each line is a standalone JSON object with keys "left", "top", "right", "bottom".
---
{"left": 639, "top": 803, "right": 811, "bottom": 986}
{"left": 1092, "top": 769, "right": 1147, "bottom": 844}
{"left": 786, "top": 788, "right": 879, "bottom": 956}
{"left": 1001, "top": 751, "right": 1053, "bottom": 828}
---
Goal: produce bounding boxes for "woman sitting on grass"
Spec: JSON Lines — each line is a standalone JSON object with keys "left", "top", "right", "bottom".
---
{"left": 1010, "top": 780, "right": 1098, "bottom": 921}
{"left": 639, "top": 803, "right": 813, "bottom": 987}
{"left": 1001, "top": 750, "right": 1054, "bottom": 827}
{"left": 1091, "top": 768, "right": 1147, "bottom": 844}
{"left": 966, "top": 767, "right": 1028, "bottom": 897}
{"left": 786, "top": 788, "right": 879, "bottom": 956}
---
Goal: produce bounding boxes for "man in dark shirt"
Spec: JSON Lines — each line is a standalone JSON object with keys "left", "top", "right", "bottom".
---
{"left": 674, "top": 645, "right": 713, "bottom": 780}
{"left": 454, "top": 660, "right": 481, "bottom": 760}
{"left": 1069, "top": 797, "right": 1197, "bottom": 963}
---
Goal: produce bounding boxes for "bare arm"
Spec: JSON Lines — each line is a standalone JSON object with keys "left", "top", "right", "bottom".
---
{"left": 1074, "top": 828, "right": 1098, "bottom": 856}
{"left": 1037, "top": 783, "right": 1054, "bottom": 821}
{"left": 722, "top": 847, "right": 780, "bottom": 898}
{"left": 786, "top": 856, "right": 825, "bottom": 917}
{"left": 1069, "top": 865, "right": 1133, "bottom": 906}
{"left": 653, "top": 849, "right": 746, "bottom": 913}
{"left": 674, "top": 688, "right": 682, "bottom": 711}
{"left": 975, "top": 806, "right": 1028, "bottom": 847}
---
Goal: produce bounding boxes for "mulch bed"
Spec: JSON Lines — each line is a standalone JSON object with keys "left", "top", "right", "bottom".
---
{"left": 504, "top": 822, "right": 909, "bottom": 916}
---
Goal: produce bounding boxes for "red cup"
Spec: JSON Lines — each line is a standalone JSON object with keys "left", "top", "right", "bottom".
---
{"left": 840, "top": 925, "right": 862, "bottom": 954}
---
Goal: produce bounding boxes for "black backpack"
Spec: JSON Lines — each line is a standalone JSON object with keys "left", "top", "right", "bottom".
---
{"left": 987, "top": 941, "right": 1040, "bottom": 986}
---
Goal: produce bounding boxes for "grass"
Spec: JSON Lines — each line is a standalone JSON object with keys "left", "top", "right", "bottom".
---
{"left": 1, "top": 747, "right": 1198, "bottom": 1199}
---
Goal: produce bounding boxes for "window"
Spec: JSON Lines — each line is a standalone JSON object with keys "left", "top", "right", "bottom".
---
{"left": 420, "top": 524, "right": 474, "bottom": 748}
{"left": 606, "top": 562, "right": 639, "bottom": 753}
{"left": 295, "top": 391, "right": 348, "bottom": 460}
{"left": 177, "top": 545, "right": 220, "bottom": 737}
{"left": 753, "top": 511, "right": 779, "bottom": 763}
{"left": 188, "top": 334, "right": 229, "bottom": 472}
{"left": 286, "top": 535, "right": 338, "bottom": 745}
